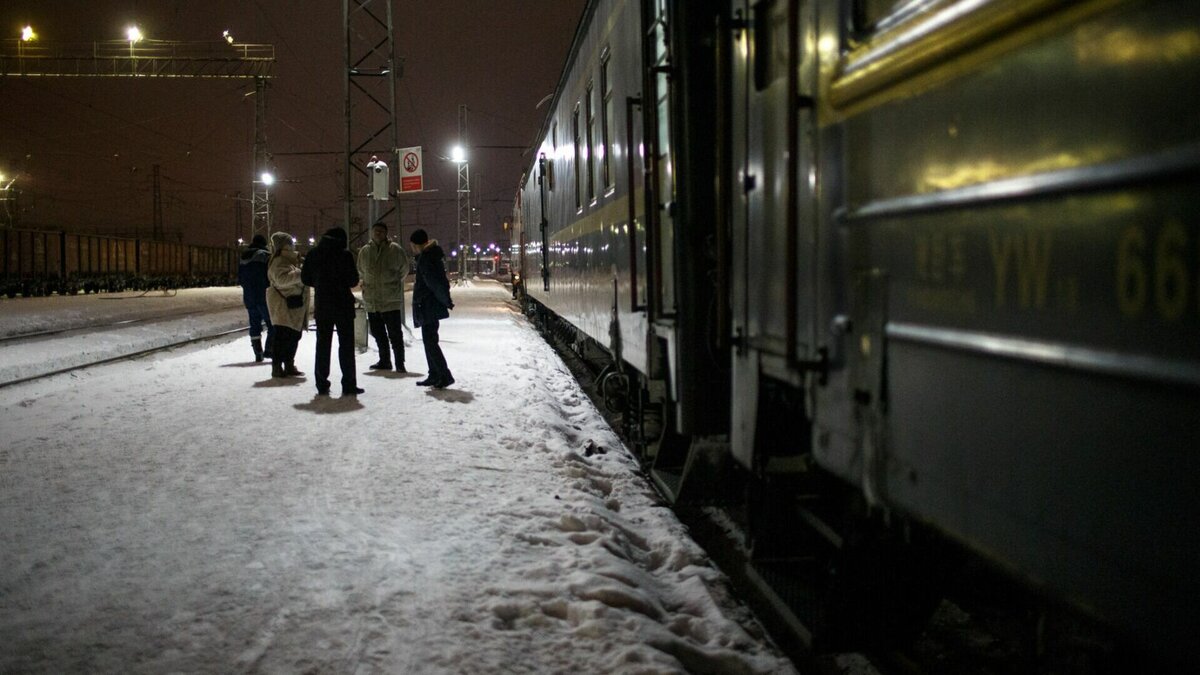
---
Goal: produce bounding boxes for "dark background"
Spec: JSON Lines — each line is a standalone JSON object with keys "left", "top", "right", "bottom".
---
{"left": 0, "top": 1, "right": 585, "bottom": 249}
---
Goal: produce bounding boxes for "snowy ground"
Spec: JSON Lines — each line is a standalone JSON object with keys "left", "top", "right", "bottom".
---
{"left": 0, "top": 281, "right": 798, "bottom": 674}
{"left": 0, "top": 288, "right": 247, "bottom": 384}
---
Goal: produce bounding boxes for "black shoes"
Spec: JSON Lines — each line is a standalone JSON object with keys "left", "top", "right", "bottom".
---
{"left": 395, "top": 364, "right": 407, "bottom": 373}
{"left": 369, "top": 361, "right": 392, "bottom": 370}
{"left": 342, "top": 386, "right": 365, "bottom": 396}
{"left": 418, "top": 375, "right": 455, "bottom": 389}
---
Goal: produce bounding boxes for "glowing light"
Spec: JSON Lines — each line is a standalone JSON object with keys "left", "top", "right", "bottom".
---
{"left": 126, "top": 26, "right": 143, "bottom": 43}
{"left": 222, "top": 30, "right": 234, "bottom": 45}
{"left": 260, "top": 172, "right": 275, "bottom": 186}
{"left": 450, "top": 145, "right": 467, "bottom": 163}
{"left": 21, "top": 26, "right": 36, "bottom": 42}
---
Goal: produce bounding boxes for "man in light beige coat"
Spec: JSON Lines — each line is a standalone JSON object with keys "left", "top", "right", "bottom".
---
{"left": 357, "top": 222, "right": 410, "bottom": 372}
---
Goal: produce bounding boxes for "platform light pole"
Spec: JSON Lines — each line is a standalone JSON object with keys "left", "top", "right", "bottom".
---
{"left": 452, "top": 140, "right": 469, "bottom": 281}
{"left": 0, "top": 172, "right": 15, "bottom": 227}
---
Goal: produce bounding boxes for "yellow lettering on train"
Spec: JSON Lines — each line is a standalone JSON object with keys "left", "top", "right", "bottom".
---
{"left": 990, "top": 229, "right": 1052, "bottom": 309}
{"left": 988, "top": 229, "right": 1013, "bottom": 307}
{"left": 1155, "top": 219, "right": 1188, "bottom": 320}
{"left": 1015, "top": 232, "right": 1052, "bottom": 309}
{"left": 1116, "top": 226, "right": 1147, "bottom": 317}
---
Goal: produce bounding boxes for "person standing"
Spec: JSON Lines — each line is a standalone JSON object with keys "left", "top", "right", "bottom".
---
{"left": 266, "top": 231, "right": 308, "bottom": 379}
{"left": 237, "top": 233, "right": 275, "bottom": 362}
{"left": 301, "top": 227, "right": 363, "bottom": 396}
{"left": 357, "top": 222, "right": 409, "bottom": 372}
{"left": 408, "top": 228, "right": 454, "bottom": 388}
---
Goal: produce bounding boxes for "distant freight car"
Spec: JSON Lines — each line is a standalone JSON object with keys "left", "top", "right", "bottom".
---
{"left": 1, "top": 228, "right": 236, "bottom": 297}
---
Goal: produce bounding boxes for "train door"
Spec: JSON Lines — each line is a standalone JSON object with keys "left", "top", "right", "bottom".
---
{"left": 729, "top": 0, "right": 820, "bottom": 468}
{"left": 644, "top": 0, "right": 677, "bottom": 322}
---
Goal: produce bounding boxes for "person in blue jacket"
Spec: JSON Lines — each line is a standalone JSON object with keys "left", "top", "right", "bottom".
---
{"left": 301, "top": 227, "right": 363, "bottom": 396}
{"left": 408, "top": 228, "right": 454, "bottom": 388}
{"left": 237, "top": 233, "right": 274, "bottom": 362}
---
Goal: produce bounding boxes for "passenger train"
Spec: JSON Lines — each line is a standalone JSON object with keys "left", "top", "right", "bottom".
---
{"left": 512, "top": 0, "right": 1198, "bottom": 666}
{"left": 1, "top": 227, "right": 236, "bottom": 297}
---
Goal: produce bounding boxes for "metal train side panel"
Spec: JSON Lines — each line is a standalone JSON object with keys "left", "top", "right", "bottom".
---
{"left": 817, "top": 0, "right": 1199, "bottom": 659}
{"left": 522, "top": 0, "right": 651, "bottom": 377}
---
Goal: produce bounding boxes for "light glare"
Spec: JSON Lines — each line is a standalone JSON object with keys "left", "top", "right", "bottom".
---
{"left": 21, "top": 26, "right": 36, "bottom": 42}
{"left": 126, "top": 26, "right": 143, "bottom": 43}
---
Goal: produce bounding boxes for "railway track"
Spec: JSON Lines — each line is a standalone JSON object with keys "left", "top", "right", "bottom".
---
{"left": 0, "top": 304, "right": 244, "bottom": 345}
{"left": 0, "top": 321, "right": 248, "bottom": 390}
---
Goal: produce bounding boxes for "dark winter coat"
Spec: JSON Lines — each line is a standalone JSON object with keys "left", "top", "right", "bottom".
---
{"left": 300, "top": 229, "right": 359, "bottom": 322}
{"left": 237, "top": 246, "right": 271, "bottom": 308}
{"left": 411, "top": 241, "right": 453, "bottom": 328}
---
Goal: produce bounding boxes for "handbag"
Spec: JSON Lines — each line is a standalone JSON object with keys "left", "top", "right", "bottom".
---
{"left": 275, "top": 287, "right": 303, "bottom": 309}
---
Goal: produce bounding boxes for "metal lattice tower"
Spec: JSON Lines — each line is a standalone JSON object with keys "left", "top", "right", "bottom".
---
{"left": 344, "top": 0, "right": 402, "bottom": 246}
{"left": 251, "top": 76, "right": 272, "bottom": 243}
{"left": 457, "top": 104, "right": 470, "bottom": 278}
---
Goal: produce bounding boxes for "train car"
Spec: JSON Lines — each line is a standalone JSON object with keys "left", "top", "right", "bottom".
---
{"left": 1, "top": 228, "right": 62, "bottom": 296}
{"left": 515, "top": 0, "right": 1198, "bottom": 666}
{"left": 2, "top": 228, "right": 236, "bottom": 297}
{"left": 64, "top": 233, "right": 139, "bottom": 293}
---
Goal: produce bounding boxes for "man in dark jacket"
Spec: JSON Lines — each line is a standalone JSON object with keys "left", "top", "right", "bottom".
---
{"left": 300, "top": 227, "right": 363, "bottom": 396}
{"left": 408, "top": 228, "right": 454, "bottom": 388}
{"left": 238, "top": 233, "right": 274, "bottom": 362}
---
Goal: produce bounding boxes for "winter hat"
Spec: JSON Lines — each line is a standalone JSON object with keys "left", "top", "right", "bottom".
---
{"left": 409, "top": 228, "right": 428, "bottom": 245}
{"left": 271, "top": 231, "right": 293, "bottom": 252}
{"left": 324, "top": 227, "right": 348, "bottom": 242}
{"left": 250, "top": 233, "right": 268, "bottom": 248}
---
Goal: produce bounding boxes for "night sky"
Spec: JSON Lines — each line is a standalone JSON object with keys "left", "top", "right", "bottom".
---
{"left": 0, "top": 1, "right": 585, "bottom": 248}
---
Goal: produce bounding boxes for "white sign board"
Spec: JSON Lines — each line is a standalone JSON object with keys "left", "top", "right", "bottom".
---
{"left": 398, "top": 146, "right": 423, "bottom": 193}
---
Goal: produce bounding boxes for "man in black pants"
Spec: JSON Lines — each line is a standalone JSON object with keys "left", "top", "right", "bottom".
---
{"left": 301, "top": 227, "right": 363, "bottom": 396}
{"left": 408, "top": 228, "right": 454, "bottom": 388}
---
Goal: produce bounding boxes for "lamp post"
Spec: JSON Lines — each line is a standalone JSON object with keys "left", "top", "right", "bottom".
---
{"left": 451, "top": 144, "right": 469, "bottom": 280}
{"left": 18, "top": 25, "right": 35, "bottom": 62}
{"left": 252, "top": 171, "right": 274, "bottom": 242}
{"left": 0, "top": 172, "right": 15, "bottom": 228}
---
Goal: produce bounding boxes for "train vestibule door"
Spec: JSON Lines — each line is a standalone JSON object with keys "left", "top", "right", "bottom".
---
{"left": 729, "top": 0, "right": 819, "bottom": 468}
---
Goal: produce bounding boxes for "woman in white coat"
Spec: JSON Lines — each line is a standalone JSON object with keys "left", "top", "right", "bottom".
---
{"left": 266, "top": 231, "right": 310, "bottom": 378}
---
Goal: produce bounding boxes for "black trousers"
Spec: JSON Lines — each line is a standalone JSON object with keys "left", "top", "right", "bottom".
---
{"left": 315, "top": 315, "right": 356, "bottom": 391}
{"left": 367, "top": 310, "right": 405, "bottom": 365}
{"left": 271, "top": 326, "right": 302, "bottom": 368}
{"left": 421, "top": 319, "right": 451, "bottom": 383}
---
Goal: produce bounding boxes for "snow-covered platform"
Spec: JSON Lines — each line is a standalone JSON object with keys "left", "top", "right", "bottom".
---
{"left": 0, "top": 281, "right": 795, "bottom": 673}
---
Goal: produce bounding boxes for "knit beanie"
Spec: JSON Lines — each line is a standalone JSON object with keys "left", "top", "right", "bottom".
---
{"left": 409, "top": 228, "right": 428, "bottom": 245}
{"left": 271, "top": 231, "right": 293, "bottom": 252}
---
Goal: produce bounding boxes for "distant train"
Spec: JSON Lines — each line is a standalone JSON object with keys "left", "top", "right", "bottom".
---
{"left": 512, "top": 0, "right": 1198, "bottom": 667}
{"left": 0, "top": 227, "right": 236, "bottom": 297}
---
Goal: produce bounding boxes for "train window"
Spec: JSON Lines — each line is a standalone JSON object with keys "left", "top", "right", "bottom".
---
{"left": 586, "top": 80, "right": 597, "bottom": 204}
{"left": 853, "top": 0, "right": 924, "bottom": 35}
{"left": 600, "top": 48, "right": 614, "bottom": 193}
{"left": 573, "top": 105, "right": 582, "bottom": 211}
{"left": 550, "top": 122, "right": 558, "bottom": 191}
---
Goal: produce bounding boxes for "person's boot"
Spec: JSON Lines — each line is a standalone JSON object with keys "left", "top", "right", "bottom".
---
{"left": 263, "top": 334, "right": 275, "bottom": 360}
{"left": 251, "top": 337, "right": 264, "bottom": 362}
{"left": 284, "top": 361, "right": 304, "bottom": 377}
{"left": 369, "top": 357, "right": 392, "bottom": 370}
{"left": 271, "top": 361, "right": 285, "bottom": 378}
{"left": 393, "top": 347, "right": 405, "bottom": 373}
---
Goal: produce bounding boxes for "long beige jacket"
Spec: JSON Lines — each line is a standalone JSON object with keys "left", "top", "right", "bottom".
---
{"left": 357, "top": 239, "right": 409, "bottom": 313}
{"left": 266, "top": 249, "right": 309, "bottom": 331}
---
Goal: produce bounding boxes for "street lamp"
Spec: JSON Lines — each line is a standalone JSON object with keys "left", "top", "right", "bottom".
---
{"left": 18, "top": 25, "right": 36, "bottom": 60}
{"left": 126, "top": 25, "right": 143, "bottom": 70}
{"left": 450, "top": 145, "right": 470, "bottom": 280}
{"left": 0, "top": 172, "right": 15, "bottom": 227}
{"left": 222, "top": 30, "right": 235, "bottom": 45}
